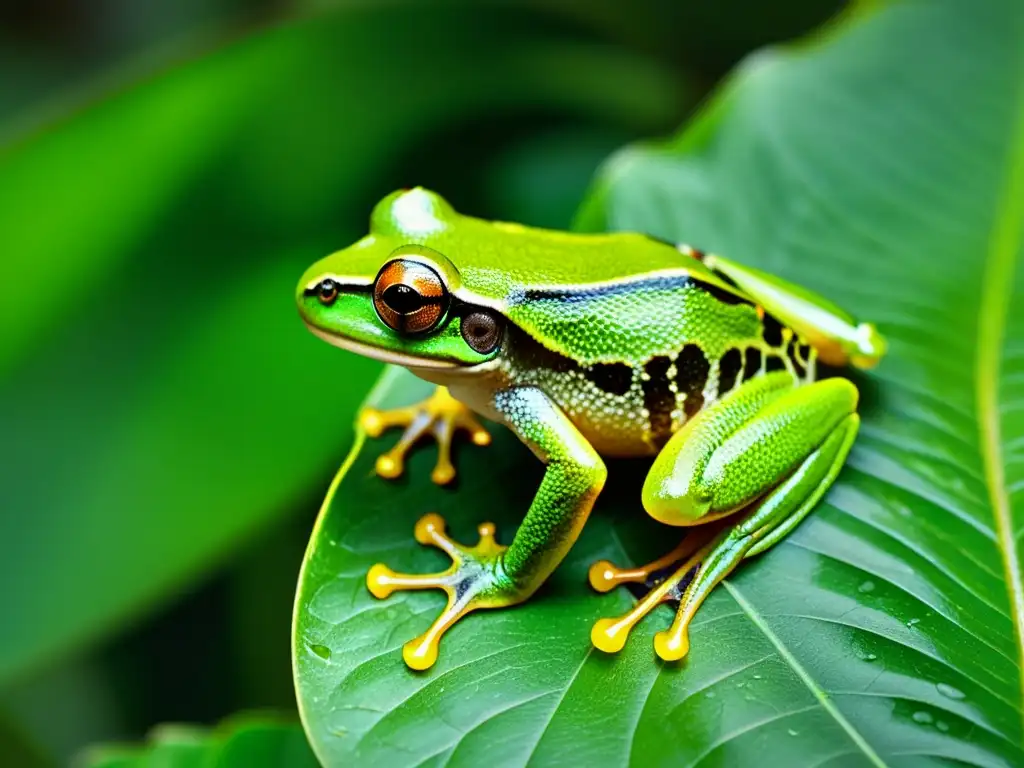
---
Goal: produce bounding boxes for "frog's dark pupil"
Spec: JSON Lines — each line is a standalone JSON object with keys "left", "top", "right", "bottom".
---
{"left": 384, "top": 284, "right": 423, "bottom": 314}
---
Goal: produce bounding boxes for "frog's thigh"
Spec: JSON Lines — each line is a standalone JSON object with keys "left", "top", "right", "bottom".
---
{"left": 641, "top": 378, "right": 859, "bottom": 661}
{"left": 642, "top": 376, "right": 859, "bottom": 526}
{"left": 592, "top": 395, "right": 859, "bottom": 659}
{"left": 654, "top": 410, "right": 859, "bottom": 660}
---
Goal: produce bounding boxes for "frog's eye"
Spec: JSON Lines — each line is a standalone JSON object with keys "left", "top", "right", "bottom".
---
{"left": 373, "top": 258, "right": 449, "bottom": 334}
{"left": 460, "top": 310, "right": 503, "bottom": 354}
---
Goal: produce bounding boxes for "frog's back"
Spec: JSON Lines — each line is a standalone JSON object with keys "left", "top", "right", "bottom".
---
{"left": 436, "top": 217, "right": 693, "bottom": 297}
{"left": 491, "top": 242, "right": 818, "bottom": 457}
{"left": 432, "top": 211, "right": 759, "bottom": 362}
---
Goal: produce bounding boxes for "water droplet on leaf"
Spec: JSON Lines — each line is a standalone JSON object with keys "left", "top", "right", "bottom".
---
{"left": 937, "top": 683, "right": 965, "bottom": 700}
{"left": 308, "top": 643, "right": 331, "bottom": 661}
{"left": 858, "top": 581, "right": 875, "bottom": 593}
{"left": 912, "top": 711, "right": 933, "bottom": 725}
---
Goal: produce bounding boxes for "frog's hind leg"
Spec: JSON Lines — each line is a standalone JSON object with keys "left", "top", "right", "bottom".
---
{"left": 360, "top": 386, "right": 491, "bottom": 485}
{"left": 655, "top": 411, "right": 859, "bottom": 661}
{"left": 591, "top": 373, "right": 859, "bottom": 660}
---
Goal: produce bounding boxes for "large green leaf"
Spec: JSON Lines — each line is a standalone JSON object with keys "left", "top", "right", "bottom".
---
{"left": 0, "top": 4, "right": 682, "bottom": 685}
{"left": 294, "top": 0, "right": 1024, "bottom": 764}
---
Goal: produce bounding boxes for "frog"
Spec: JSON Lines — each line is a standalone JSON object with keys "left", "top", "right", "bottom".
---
{"left": 296, "top": 187, "right": 885, "bottom": 671}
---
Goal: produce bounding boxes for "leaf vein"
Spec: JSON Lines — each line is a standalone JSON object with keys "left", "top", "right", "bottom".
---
{"left": 778, "top": 612, "right": 1017, "bottom": 710}
{"left": 521, "top": 646, "right": 593, "bottom": 767}
{"left": 724, "top": 582, "right": 888, "bottom": 767}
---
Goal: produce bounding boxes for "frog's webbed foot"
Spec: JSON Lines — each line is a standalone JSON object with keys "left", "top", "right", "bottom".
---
{"left": 588, "top": 528, "right": 720, "bottom": 658}
{"left": 367, "top": 513, "right": 524, "bottom": 671}
{"left": 359, "top": 386, "right": 490, "bottom": 485}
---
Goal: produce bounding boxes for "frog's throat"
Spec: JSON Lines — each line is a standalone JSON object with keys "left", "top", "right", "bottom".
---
{"left": 304, "top": 322, "right": 498, "bottom": 376}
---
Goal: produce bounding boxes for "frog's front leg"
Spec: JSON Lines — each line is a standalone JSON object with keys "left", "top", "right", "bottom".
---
{"left": 591, "top": 372, "right": 858, "bottom": 660}
{"left": 360, "top": 385, "right": 491, "bottom": 485}
{"left": 367, "top": 386, "right": 606, "bottom": 670}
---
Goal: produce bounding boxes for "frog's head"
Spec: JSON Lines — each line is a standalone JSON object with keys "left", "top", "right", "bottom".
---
{"left": 296, "top": 188, "right": 505, "bottom": 372}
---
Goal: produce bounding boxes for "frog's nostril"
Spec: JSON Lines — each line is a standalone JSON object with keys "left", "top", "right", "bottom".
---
{"left": 317, "top": 279, "right": 339, "bottom": 305}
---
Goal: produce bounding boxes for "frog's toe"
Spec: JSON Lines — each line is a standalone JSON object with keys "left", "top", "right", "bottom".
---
{"left": 589, "top": 565, "right": 687, "bottom": 655}
{"left": 590, "top": 532, "right": 717, "bottom": 658}
{"left": 587, "top": 533, "right": 704, "bottom": 593}
{"left": 360, "top": 386, "right": 490, "bottom": 485}
{"left": 359, "top": 404, "right": 409, "bottom": 438}
{"left": 366, "top": 513, "right": 521, "bottom": 671}
{"left": 428, "top": 391, "right": 491, "bottom": 484}
{"left": 654, "top": 624, "right": 691, "bottom": 662}
{"left": 589, "top": 524, "right": 726, "bottom": 596}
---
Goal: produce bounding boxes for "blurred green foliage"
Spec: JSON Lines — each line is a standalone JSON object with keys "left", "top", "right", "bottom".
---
{"left": 77, "top": 716, "right": 318, "bottom": 768}
{"left": 0, "top": 0, "right": 841, "bottom": 764}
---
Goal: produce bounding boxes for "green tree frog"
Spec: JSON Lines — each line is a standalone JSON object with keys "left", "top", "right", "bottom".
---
{"left": 296, "top": 188, "right": 885, "bottom": 671}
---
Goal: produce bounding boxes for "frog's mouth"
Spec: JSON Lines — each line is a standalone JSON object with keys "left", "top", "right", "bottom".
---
{"left": 305, "top": 323, "right": 459, "bottom": 370}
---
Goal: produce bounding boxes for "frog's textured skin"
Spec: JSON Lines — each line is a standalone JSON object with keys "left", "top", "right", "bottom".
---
{"left": 297, "top": 188, "right": 886, "bottom": 670}
{"left": 497, "top": 283, "right": 816, "bottom": 457}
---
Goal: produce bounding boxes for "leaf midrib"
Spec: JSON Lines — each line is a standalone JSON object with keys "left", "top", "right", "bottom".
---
{"left": 976, "top": 59, "right": 1024, "bottom": 726}
{"left": 724, "top": 581, "right": 889, "bottom": 768}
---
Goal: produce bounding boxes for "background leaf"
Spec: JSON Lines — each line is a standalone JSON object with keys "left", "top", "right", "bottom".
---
{"left": 294, "top": 0, "right": 1024, "bottom": 765}
{"left": 77, "top": 716, "right": 317, "bottom": 768}
{"left": 0, "top": 2, "right": 684, "bottom": 689}
{"left": 0, "top": 712, "right": 47, "bottom": 768}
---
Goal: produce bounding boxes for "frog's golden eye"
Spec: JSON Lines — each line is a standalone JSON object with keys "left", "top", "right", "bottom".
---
{"left": 373, "top": 258, "right": 449, "bottom": 334}
{"left": 317, "top": 279, "right": 339, "bottom": 306}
